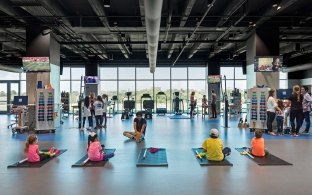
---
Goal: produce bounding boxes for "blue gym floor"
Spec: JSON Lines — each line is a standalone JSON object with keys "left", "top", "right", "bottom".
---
{"left": 1, "top": 114, "right": 312, "bottom": 195}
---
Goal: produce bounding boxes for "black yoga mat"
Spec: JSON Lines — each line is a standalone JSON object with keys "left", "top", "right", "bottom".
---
{"left": 136, "top": 148, "right": 168, "bottom": 167}
{"left": 7, "top": 149, "right": 67, "bottom": 168}
{"left": 235, "top": 148, "right": 293, "bottom": 166}
{"left": 192, "top": 148, "right": 233, "bottom": 166}
{"left": 71, "top": 149, "right": 116, "bottom": 167}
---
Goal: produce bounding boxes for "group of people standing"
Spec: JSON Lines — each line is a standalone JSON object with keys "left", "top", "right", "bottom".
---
{"left": 190, "top": 90, "right": 217, "bottom": 118}
{"left": 81, "top": 92, "right": 109, "bottom": 130}
{"left": 266, "top": 85, "right": 312, "bottom": 136}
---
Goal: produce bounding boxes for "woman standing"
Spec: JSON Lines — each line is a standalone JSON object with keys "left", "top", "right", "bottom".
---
{"left": 288, "top": 85, "right": 303, "bottom": 136}
{"left": 190, "top": 91, "right": 196, "bottom": 118}
{"left": 266, "top": 89, "right": 281, "bottom": 135}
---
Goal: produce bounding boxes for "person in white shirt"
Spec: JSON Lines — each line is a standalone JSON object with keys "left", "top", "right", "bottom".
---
{"left": 94, "top": 96, "right": 103, "bottom": 129}
{"left": 81, "top": 96, "right": 93, "bottom": 131}
{"left": 267, "top": 89, "right": 281, "bottom": 135}
{"left": 102, "top": 94, "right": 108, "bottom": 128}
{"left": 301, "top": 86, "right": 312, "bottom": 134}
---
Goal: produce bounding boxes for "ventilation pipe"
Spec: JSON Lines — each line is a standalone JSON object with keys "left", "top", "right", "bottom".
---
{"left": 282, "top": 63, "right": 312, "bottom": 72}
{"left": 144, "top": 0, "right": 163, "bottom": 73}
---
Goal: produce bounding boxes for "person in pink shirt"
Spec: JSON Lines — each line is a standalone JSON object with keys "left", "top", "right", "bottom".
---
{"left": 87, "top": 132, "right": 114, "bottom": 161}
{"left": 24, "top": 134, "right": 60, "bottom": 163}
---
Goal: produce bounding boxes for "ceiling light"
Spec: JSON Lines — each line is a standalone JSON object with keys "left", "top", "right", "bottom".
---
{"left": 207, "top": 0, "right": 213, "bottom": 7}
{"left": 272, "top": 0, "right": 278, "bottom": 7}
{"left": 277, "top": 5, "right": 281, "bottom": 10}
{"left": 104, "top": 0, "right": 110, "bottom": 8}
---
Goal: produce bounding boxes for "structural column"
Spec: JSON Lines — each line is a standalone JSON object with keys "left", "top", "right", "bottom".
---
{"left": 85, "top": 57, "right": 100, "bottom": 96}
{"left": 246, "top": 26, "right": 280, "bottom": 89}
{"left": 26, "top": 24, "right": 61, "bottom": 128}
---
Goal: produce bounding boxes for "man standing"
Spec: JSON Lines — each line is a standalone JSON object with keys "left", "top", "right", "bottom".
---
{"left": 211, "top": 90, "right": 217, "bottom": 118}
{"left": 301, "top": 86, "right": 312, "bottom": 134}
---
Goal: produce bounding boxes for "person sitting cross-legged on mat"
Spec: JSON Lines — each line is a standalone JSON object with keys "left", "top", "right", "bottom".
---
{"left": 87, "top": 132, "right": 114, "bottom": 161}
{"left": 24, "top": 134, "right": 60, "bottom": 163}
{"left": 250, "top": 129, "right": 268, "bottom": 157}
{"left": 123, "top": 111, "right": 147, "bottom": 142}
{"left": 201, "top": 128, "right": 231, "bottom": 161}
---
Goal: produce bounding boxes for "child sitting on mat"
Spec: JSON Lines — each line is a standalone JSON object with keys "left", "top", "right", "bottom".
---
{"left": 201, "top": 128, "right": 231, "bottom": 161}
{"left": 123, "top": 111, "right": 147, "bottom": 143}
{"left": 24, "top": 134, "right": 60, "bottom": 163}
{"left": 87, "top": 132, "right": 114, "bottom": 161}
{"left": 250, "top": 129, "right": 268, "bottom": 157}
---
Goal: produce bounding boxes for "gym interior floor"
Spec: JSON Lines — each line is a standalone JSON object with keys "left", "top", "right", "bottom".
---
{"left": 1, "top": 114, "right": 312, "bottom": 195}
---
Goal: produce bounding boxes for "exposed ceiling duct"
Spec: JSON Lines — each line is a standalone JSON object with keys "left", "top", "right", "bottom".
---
{"left": 282, "top": 63, "right": 312, "bottom": 72}
{"left": 144, "top": 0, "right": 163, "bottom": 73}
{"left": 0, "top": 64, "right": 23, "bottom": 73}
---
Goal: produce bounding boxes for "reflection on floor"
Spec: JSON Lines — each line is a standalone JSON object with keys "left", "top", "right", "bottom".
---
{"left": 1, "top": 114, "right": 312, "bottom": 195}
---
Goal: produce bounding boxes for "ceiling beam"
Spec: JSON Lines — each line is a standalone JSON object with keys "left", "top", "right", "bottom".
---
{"left": 167, "top": 0, "right": 196, "bottom": 59}
{"left": 87, "top": 0, "right": 130, "bottom": 59}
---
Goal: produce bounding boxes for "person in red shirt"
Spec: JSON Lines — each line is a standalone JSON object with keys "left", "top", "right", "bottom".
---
{"left": 250, "top": 129, "right": 268, "bottom": 157}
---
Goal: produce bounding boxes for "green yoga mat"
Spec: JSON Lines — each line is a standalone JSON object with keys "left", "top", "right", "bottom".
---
{"left": 7, "top": 149, "right": 67, "bottom": 168}
{"left": 235, "top": 148, "right": 293, "bottom": 166}
{"left": 192, "top": 148, "right": 233, "bottom": 166}
{"left": 71, "top": 149, "right": 116, "bottom": 167}
{"left": 136, "top": 148, "right": 168, "bottom": 167}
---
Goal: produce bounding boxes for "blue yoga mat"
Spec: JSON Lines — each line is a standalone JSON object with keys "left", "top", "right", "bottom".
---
{"left": 136, "top": 148, "right": 168, "bottom": 166}
{"left": 7, "top": 149, "right": 67, "bottom": 168}
{"left": 192, "top": 148, "right": 233, "bottom": 166}
{"left": 168, "top": 115, "right": 191, "bottom": 119}
{"left": 72, "top": 149, "right": 116, "bottom": 167}
{"left": 235, "top": 148, "right": 292, "bottom": 166}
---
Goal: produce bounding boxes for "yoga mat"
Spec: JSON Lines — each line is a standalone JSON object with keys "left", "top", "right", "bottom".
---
{"left": 71, "top": 149, "right": 116, "bottom": 167}
{"left": 192, "top": 148, "right": 233, "bottom": 166}
{"left": 168, "top": 115, "right": 191, "bottom": 119}
{"left": 235, "top": 148, "right": 293, "bottom": 166}
{"left": 136, "top": 148, "right": 168, "bottom": 167}
{"left": 7, "top": 149, "right": 67, "bottom": 168}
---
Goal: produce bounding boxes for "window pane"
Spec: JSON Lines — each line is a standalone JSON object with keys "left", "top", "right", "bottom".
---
{"left": 222, "top": 80, "right": 234, "bottom": 97}
{"left": 235, "top": 67, "right": 246, "bottom": 79}
{"left": 235, "top": 80, "right": 247, "bottom": 90}
{"left": 188, "top": 80, "right": 207, "bottom": 105}
{"left": 188, "top": 67, "right": 206, "bottom": 79}
{"left": 60, "top": 67, "right": 70, "bottom": 80}
{"left": 21, "top": 73, "right": 26, "bottom": 80}
{"left": 0, "top": 70, "right": 19, "bottom": 80}
{"left": 71, "top": 81, "right": 80, "bottom": 108}
{"left": 100, "top": 67, "right": 117, "bottom": 80}
{"left": 136, "top": 68, "right": 153, "bottom": 80}
{"left": 220, "top": 67, "right": 234, "bottom": 79}
{"left": 136, "top": 81, "right": 153, "bottom": 111}
{"left": 155, "top": 81, "right": 171, "bottom": 111}
{"left": 172, "top": 81, "right": 187, "bottom": 112}
{"left": 100, "top": 81, "right": 117, "bottom": 98}
{"left": 279, "top": 72, "right": 288, "bottom": 80}
{"left": 21, "top": 81, "right": 26, "bottom": 96}
{"left": 154, "top": 67, "right": 170, "bottom": 80}
{"left": 280, "top": 80, "right": 288, "bottom": 89}
{"left": 118, "top": 81, "right": 135, "bottom": 112}
{"left": 172, "top": 68, "right": 187, "bottom": 80}
{"left": 71, "top": 68, "right": 85, "bottom": 80}
{"left": 119, "top": 67, "right": 135, "bottom": 80}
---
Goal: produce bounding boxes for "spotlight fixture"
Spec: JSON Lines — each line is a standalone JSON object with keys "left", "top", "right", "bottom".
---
{"left": 207, "top": 0, "right": 213, "bottom": 7}
{"left": 277, "top": 5, "right": 281, "bottom": 10}
{"left": 272, "top": 0, "right": 278, "bottom": 7}
{"left": 104, "top": 0, "right": 110, "bottom": 8}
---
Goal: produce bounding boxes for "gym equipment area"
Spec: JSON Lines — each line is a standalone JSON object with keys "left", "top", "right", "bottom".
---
{"left": 156, "top": 92, "right": 167, "bottom": 115}
{"left": 121, "top": 92, "right": 135, "bottom": 120}
{"left": 141, "top": 94, "right": 154, "bottom": 119}
{"left": 172, "top": 92, "right": 184, "bottom": 115}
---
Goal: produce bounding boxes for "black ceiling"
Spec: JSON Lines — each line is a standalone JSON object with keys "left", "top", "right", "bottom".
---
{"left": 0, "top": 0, "right": 311, "bottom": 67}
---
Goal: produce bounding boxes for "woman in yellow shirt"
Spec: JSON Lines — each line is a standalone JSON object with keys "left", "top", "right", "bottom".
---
{"left": 202, "top": 128, "right": 231, "bottom": 161}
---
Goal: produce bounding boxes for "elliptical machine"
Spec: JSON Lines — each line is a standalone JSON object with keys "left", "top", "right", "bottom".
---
{"left": 121, "top": 92, "right": 135, "bottom": 120}
{"left": 141, "top": 94, "right": 154, "bottom": 119}
{"left": 172, "top": 92, "right": 184, "bottom": 115}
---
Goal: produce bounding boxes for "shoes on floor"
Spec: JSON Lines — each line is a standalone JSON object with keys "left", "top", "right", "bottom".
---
{"left": 79, "top": 127, "right": 84, "bottom": 131}
{"left": 49, "top": 147, "right": 55, "bottom": 154}
{"left": 302, "top": 131, "right": 310, "bottom": 134}
{"left": 54, "top": 149, "right": 61, "bottom": 155}
{"left": 269, "top": 132, "right": 276, "bottom": 136}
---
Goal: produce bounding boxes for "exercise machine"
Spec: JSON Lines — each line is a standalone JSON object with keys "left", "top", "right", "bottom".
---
{"left": 172, "top": 92, "right": 184, "bottom": 115}
{"left": 141, "top": 94, "right": 154, "bottom": 119}
{"left": 121, "top": 92, "right": 135, "bottom": 120}
{"left": 156, "top": 91, "right": 167, "bottom": 115}
{"left": 11, "top": 96, "right": 29, "bottom": 134}
{"left": 111, "top": 95, "right": 118, "bottom": 115}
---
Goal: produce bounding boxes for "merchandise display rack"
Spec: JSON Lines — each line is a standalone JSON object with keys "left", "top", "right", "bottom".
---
{"left": 35, "top": 89, "right": 56, "bottom": 133}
